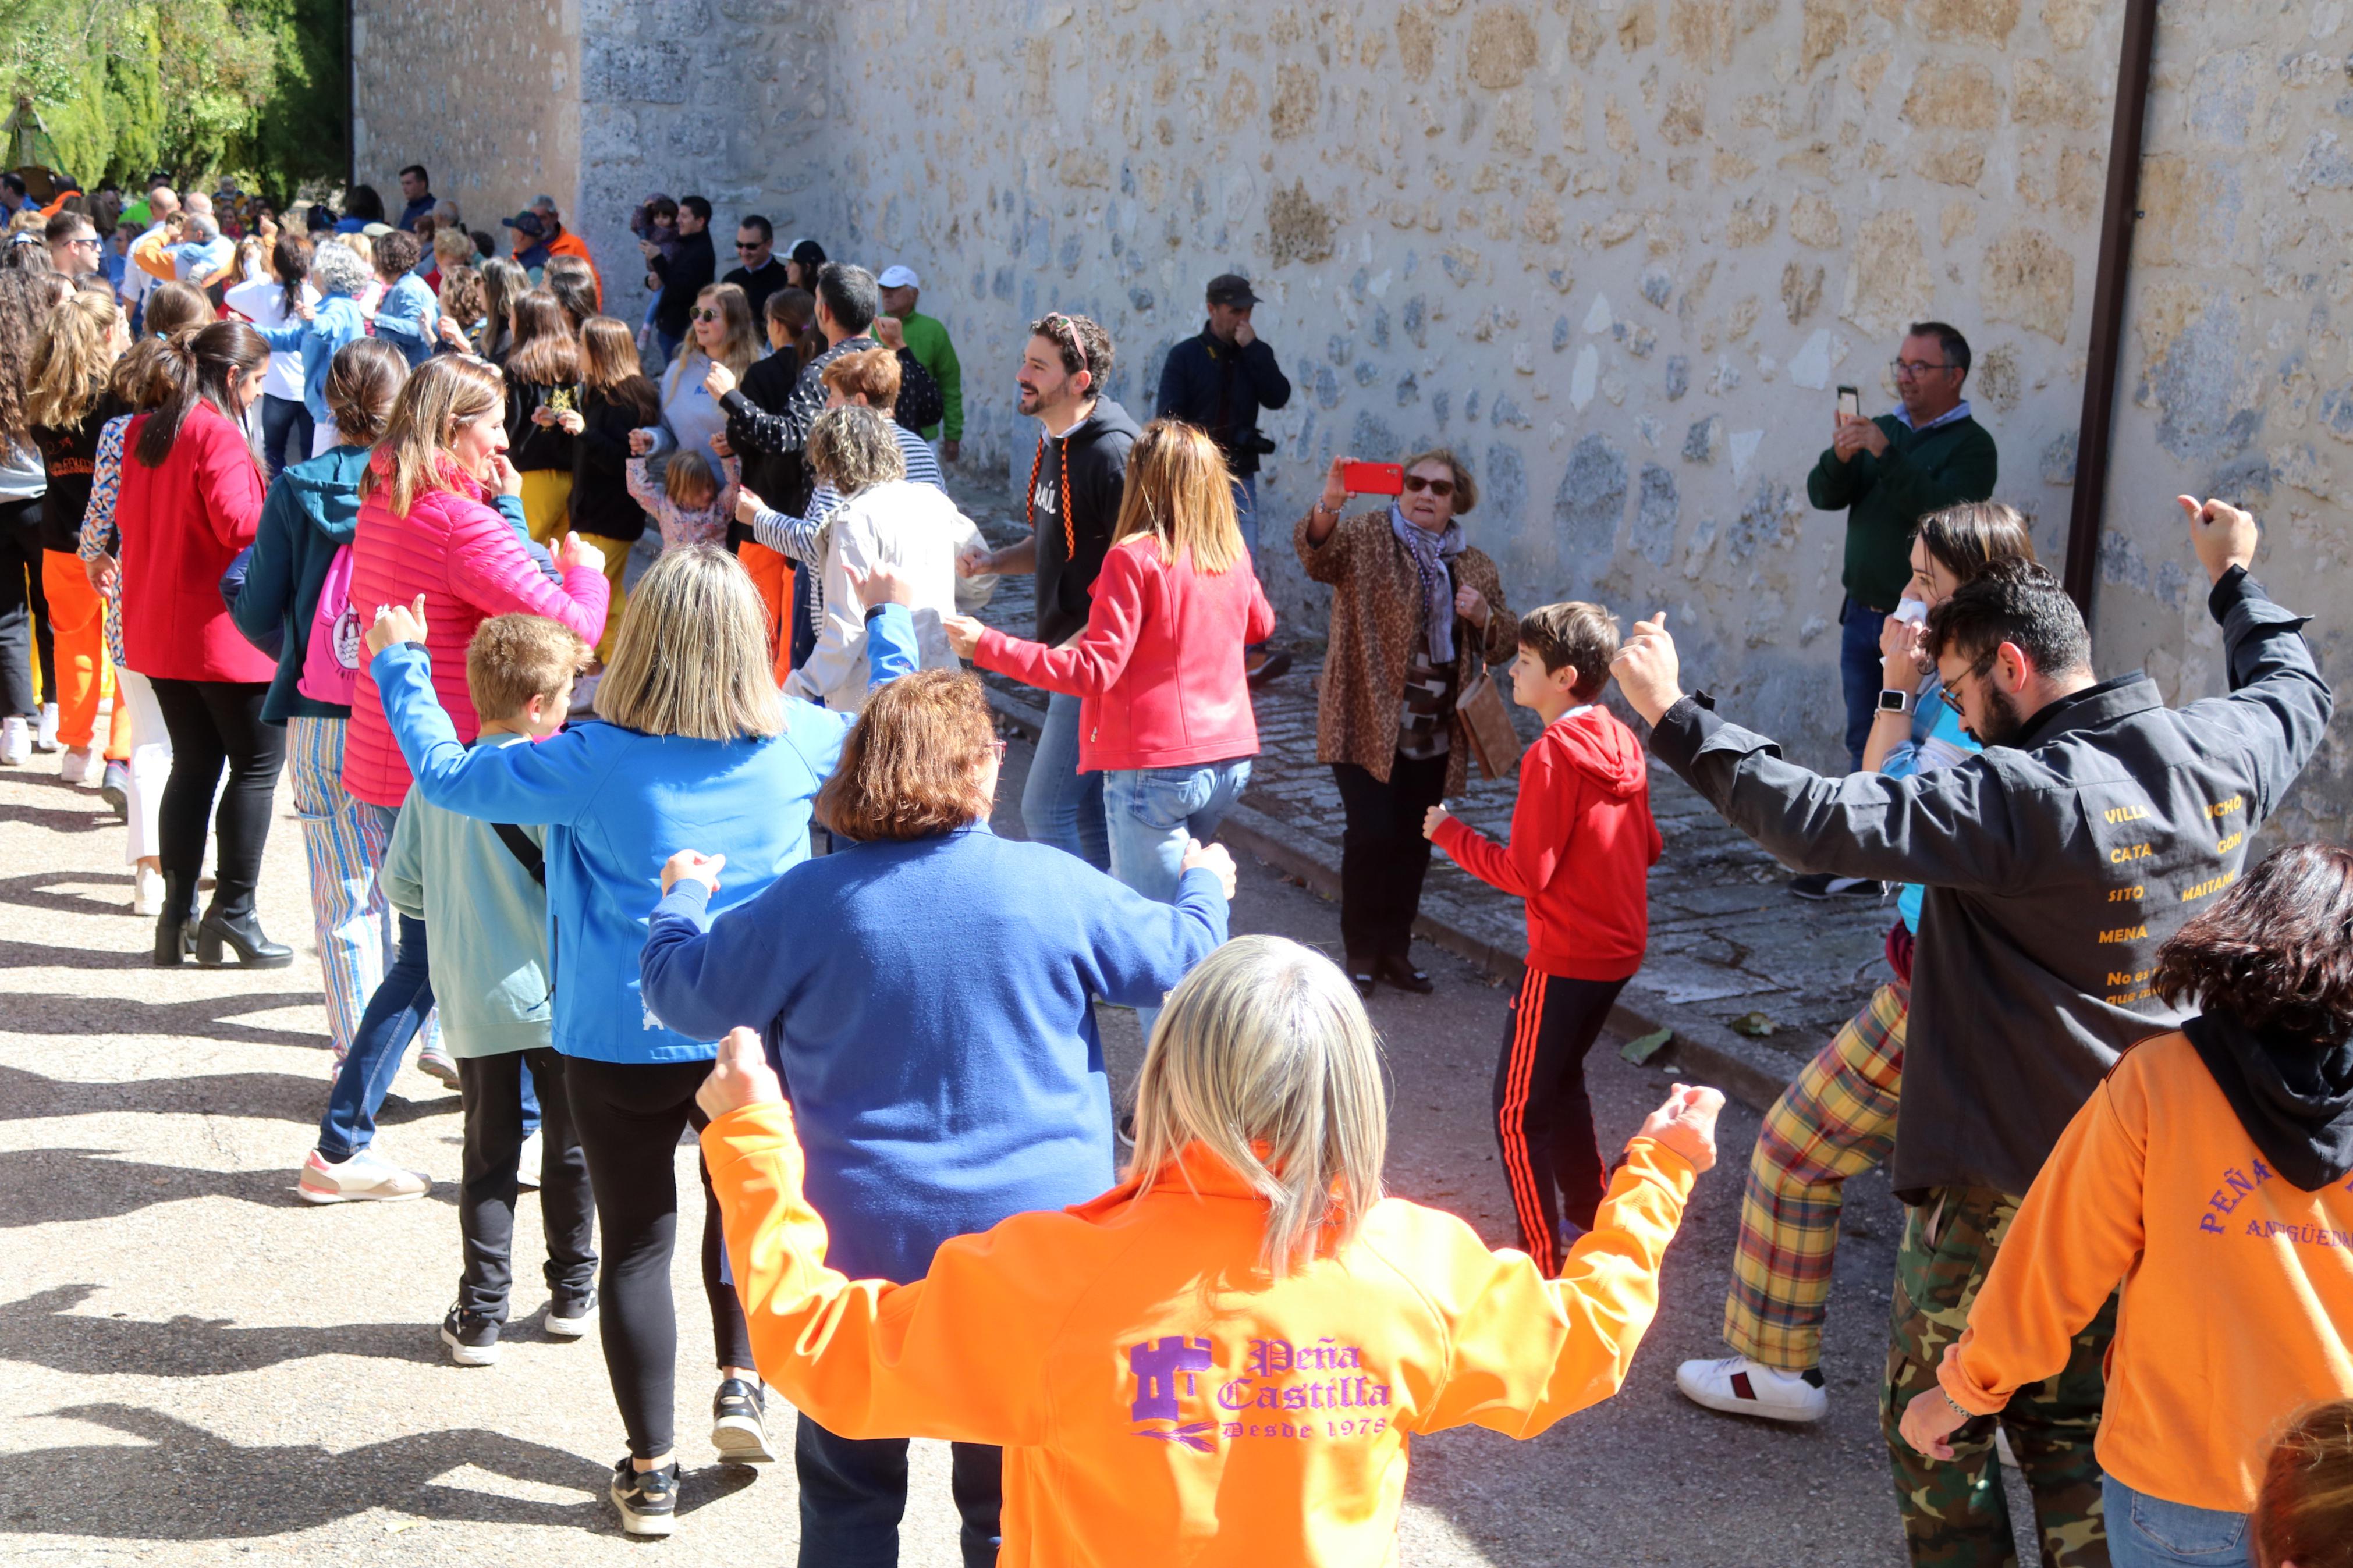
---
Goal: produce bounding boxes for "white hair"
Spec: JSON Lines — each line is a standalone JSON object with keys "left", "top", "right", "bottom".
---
{"left": 1129, "top": 936, "right": 1389, "bottom": 1277}
{"left": 433, "top": 199, "right": 463, "bottom": 229}
{"left": 310, "top": 241, "right": 371, "bottom": 298}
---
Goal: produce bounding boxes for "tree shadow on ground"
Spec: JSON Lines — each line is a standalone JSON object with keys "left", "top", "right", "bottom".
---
{"left": 0, "top": 1059, "right": 456, "bottom": 1129}
{"left": 0, "top": 796, "right": 113, "bottom": 837}
{"left": 0, "top": 867, "right": 140, "bottom": 918}
{"left": 2, "top": 1403, "right": 756, "bottom": 1539}
{"left": 0, "top": 1284, "right": 452, "bottom": 1377}
{"left": 0, "top": 1147, "right": 452, "bottom": 1226}
{"left": 2, "top": 990, "right": 329, "bottom": 1048}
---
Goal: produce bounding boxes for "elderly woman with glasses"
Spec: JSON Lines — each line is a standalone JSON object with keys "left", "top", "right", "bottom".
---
{"left": 1296, "top": 447, "right": 1514, "bottom": 998}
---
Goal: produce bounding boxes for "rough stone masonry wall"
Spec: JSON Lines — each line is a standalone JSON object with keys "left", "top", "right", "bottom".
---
{"left": 351, "top": 0, "right": 583, "bottom": 261}
{"left": 365, "top": 0, "right": 2353, "bottom": 836}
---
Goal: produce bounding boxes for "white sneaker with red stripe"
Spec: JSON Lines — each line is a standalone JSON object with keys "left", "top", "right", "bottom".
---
{"left": 1675, "top": 1354, "right": 1828, "bottom": 1423}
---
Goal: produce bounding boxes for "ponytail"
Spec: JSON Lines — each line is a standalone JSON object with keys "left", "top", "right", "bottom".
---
{"left": 133, "top": 320, "right": 269, "bottom": 468}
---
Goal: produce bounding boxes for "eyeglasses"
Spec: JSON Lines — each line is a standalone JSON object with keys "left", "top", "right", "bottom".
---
{"left": 690, "top": 307, "right": 721, "bottom": 323}
{"left": 735, "top": 240, "right": 765, "bottom": 251}
{"left": 1891, "top": 358, "right": 1953, "bottom": 378}
{"left": 1937, "top": 649, "right": 1999, "bottom": 714}
{"left": 1401, "top": 474, "right": 1455, "bottom": 497}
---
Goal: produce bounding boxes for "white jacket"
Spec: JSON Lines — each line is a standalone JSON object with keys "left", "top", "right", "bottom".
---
{"left": 785, "top": 478, "right": 978, "bottom": 714}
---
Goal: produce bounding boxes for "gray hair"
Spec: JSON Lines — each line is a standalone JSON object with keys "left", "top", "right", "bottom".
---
{"left": 310, "top": 241, "right": 371, "bottom": 299}
{"left": 1130, "top": 936, "right": 1389, "bottom": 1277}
{"left": 182, "top": 213, "right": 219, "bottom": 245}
{"left": 806, "top": 403, "right": 905, "bottom": 497}
{"left": 433, "top": 199, "right": 463, "bottom": 229}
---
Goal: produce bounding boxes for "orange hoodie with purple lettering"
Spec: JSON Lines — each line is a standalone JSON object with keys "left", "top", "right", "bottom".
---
{"left": 702, "top": 1105, "right": 1697, "bottom": 1566}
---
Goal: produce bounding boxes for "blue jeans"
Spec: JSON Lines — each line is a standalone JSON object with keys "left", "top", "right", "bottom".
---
{"left": 655, "top": 328, "right": 683, "bottom": 367}
{"left": 1233, "top": 475, "right": 1265, "bottom": 652}
{"left": 2102, "top": 1477, "right": 2249, "bottom": 1568}
{"left": 1020, "top": 691, "right": 1109, "bottom": 871}
{"left": 796, "top": 1417, "right": 1000, "bottom": 1568}
{"left": 1105, "top": 758, "right": 1250, "bottom": 1040}
{"left": 315, "top": 912, "right": 435, "bottom": 1161}
{"left": 1839, "top": 596, "right": 1887, "bottom": 773}
{"left": 259, "top": 394, "right": 314, "bottom": 482}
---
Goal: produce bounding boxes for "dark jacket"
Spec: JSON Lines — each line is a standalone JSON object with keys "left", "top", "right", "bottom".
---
{"left": 504, "top": 378, "right": 579, "bottom": 475}
{"left": 1646, "top": 567, "right": 2332, "bottom": 1201}
{"left": 1025, "top": 399, "right": 1143, "bottom": 646}
{"left": 1155, "top": 327, "right": 1291, "bottom": 476}
{"left": 729, "top": 349, "right": 810, "bottom": 518}
{"left": 32, "top": 391, "right": 130, "bottom": 553}
{"left": 650, "top": 229, "right": 716, "bottom": 340}
{"left": 723, "top": 258, "right": 788, "bottom": 322}
{"left": 1805, "top": 412, "right": 1998, "bottom": 611}
{"left": 570, "top": 383, "right": 655, "bottom": 545}
{"left": 225, "top": 443, "right": 371, "bottom": 722}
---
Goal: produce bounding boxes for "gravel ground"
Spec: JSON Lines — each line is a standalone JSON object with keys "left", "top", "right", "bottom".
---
{"left": 0, "top": 728, "right": 1928, "bottom": 1565}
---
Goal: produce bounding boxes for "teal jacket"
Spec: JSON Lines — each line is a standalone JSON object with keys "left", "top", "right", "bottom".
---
{"left": 380, "top": 733, "right": 553, "bottom": 1057}
{"left": 1806, "top": 413, "right": 1998, "bottom": 611}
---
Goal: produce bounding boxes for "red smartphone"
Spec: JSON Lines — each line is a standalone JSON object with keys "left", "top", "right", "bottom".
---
{"left": 1341, "top": 460, "right": 1405, "bottom": 495}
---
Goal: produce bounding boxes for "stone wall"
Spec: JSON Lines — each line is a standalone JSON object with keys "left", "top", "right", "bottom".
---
{"left": 356, "top": 0, "right": 2353, "bottom": 835}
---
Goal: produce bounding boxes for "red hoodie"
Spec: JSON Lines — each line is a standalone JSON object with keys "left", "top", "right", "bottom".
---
{"left": 1432, "top": 705, "right": 1661, "bottom": 981}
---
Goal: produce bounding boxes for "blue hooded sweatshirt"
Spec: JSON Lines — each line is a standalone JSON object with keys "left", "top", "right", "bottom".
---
{"left": 368, "top": 603, "right": 921, "bottom": 1064}
{"left": 254, "top": 296, "right": 370, "bottom": 425}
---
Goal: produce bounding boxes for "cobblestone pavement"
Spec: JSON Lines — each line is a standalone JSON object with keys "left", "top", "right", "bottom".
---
{"left": 952, "top": 468, "right": 1897, "bottom": 1103}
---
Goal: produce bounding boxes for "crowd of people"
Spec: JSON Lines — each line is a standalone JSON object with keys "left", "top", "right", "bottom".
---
{"left": 3, "top": 162, "right": 2351, "bottom": 1567}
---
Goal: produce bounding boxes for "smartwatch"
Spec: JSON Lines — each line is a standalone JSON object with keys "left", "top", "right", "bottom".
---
{"left": 1877, "top": 689, "right": 1915, "bottom": 716}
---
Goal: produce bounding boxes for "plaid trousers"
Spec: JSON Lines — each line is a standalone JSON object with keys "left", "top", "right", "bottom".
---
{"left": 1723, "top": 980, "right": 1908, "bottom": 1371}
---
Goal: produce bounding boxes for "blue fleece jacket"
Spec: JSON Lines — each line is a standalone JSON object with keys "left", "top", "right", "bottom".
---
{"left": 368, "top": 602, "right": 920, "bottom": 1065}
{"left": 640, "top": 823, "right": 1230, "bottom": 1282}
{"left": 371, "top": 273, "right": 441, "bottom": 368}
{"left": 255, "top": 297, "right": 370, "bottom": 424}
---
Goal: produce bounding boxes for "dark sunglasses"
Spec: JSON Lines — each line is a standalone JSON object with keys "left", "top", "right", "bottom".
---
{"left": 1402, "top": 474, "right": 1455, "bottom": 497}
{"left": 690, "top": 307, "right": 721, "bottom": 323}
{"left": 1938, "top": 648, "right": 1999, "bottom": 714}
{"left": 735, "top": 240, "right": 766, "bottom": 251}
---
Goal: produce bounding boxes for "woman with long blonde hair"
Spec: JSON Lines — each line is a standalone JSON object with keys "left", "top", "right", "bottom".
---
{"left": 26, "top": 287, "right": 133, "bottom": 785}
{"left": 947, "top": 416, "right": 1273, "bottom": 1033}
{"left": 363, "top": 547, "right": 926, "bottom": 1537}
{"left": 654, "top": 280, "right": 755, "bottom": 467}
{"left": 688, "top": 934, "right": 1721, "bottom": 1564}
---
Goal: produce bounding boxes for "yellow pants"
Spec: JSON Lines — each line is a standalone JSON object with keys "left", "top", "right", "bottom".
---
{"left": 572, "top": 532, "right": 631, "bottom": 662}
{"left": 521, "top": 470, "right": 576, "bottom": 545}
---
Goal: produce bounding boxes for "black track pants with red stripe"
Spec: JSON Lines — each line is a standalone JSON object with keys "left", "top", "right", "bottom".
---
{"left": 1492, "top": 969, "right": 1628, "bottom": 1277}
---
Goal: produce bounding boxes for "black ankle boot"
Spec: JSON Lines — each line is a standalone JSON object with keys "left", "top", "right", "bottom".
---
{"left": 195, "top": 906, "right": 294, "bottom": 969}
{"left": 152, "top": 874, "right": 197, "bottom": 966}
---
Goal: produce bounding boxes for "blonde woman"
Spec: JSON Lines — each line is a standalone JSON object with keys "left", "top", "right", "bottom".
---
{"left": 949, "top": 417, "right": 1273, "bottom": 1032}
{"left": 363, "top": 547, "right": 925, "bottom": 1537}
{"left": 648, "top": 280, "right": 756, "bottom": 467}
{"left": 640, "top": 666, "right": 1240, "bottom": 1553}
{"left": 691, "top": 934, "right": 1722, "bottom": 1563}
{"left": 26, "top": 289, "right": 132, "bottom": 784}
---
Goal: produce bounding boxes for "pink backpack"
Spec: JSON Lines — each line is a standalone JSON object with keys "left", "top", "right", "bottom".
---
{"left": 296, "top": 545, "right": 364, "bottom": 705}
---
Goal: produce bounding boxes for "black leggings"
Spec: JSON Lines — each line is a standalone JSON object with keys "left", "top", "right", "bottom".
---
{"left": 0, "top": 497, "right": 54, "bottom": 717}
{"left": 148, "top": 678, "right": 286, "bottom": 919}
{"left": 1332, "top": 750, "right": 1451, "bottom": 965}
{"left": 563, "top": 1055, "right": 755, "bottom": 1460}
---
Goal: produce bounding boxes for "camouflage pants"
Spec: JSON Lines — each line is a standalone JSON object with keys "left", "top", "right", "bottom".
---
{"left": 1881, "top": 1186, "right": 2118, "bottom": 1568}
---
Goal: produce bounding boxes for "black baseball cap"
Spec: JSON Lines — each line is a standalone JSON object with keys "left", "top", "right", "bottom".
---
{"left": 502, "top": 211, "right": 549, "bottom": 241}
{"left": 1206, "top": 273, "right": 1260, "bottom": 307}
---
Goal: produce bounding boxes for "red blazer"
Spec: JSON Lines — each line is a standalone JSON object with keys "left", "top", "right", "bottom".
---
{"left": 976, "top": 535, "right": 1275, "bottom": 773}
{"left": 116, "top": 402, "right": 276, "bottom": 684}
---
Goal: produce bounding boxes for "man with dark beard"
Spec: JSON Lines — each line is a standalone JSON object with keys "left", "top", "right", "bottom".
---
{"left": 1607, "top": 497, "right": 2331, "bottom": 1567}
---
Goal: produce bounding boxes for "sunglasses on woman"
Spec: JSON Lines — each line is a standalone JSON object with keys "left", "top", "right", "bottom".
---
{"left": 1403, "top": 474, "right": 1454, "bottom": 497}
{"left": 691, "top": 307, "right": 721, "bottom": 323}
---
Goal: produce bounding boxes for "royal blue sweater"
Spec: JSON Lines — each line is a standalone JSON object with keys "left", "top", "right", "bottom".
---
{"left": 640, "top": 823, "right": 1229, "bottom": 1282}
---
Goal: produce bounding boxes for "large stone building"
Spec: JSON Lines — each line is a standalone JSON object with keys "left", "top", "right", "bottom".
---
{"left": 356, "top": 0, "right": 2349, "bottom": 835}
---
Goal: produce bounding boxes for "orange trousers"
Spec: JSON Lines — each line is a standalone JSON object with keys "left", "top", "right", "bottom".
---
{"left": 737, "top": 541, "right": 796, "bottom": 685}
{"left": 41, "top": 551, "right": 130, "bottom": 758}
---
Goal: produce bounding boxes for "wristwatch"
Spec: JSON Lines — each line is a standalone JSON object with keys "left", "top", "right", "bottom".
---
{"left": 1877, "top": 689, "right": 1915, "bottom": 716}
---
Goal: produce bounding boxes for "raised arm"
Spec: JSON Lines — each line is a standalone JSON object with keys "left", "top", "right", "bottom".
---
{"left": 746, "top": 484, "right": 840, "bottom": 562}
{"left": 368, "top": 641, "right": 611, "bottom": 825}
{"left": 1431, "top": 746, "right": 1568, "bottom": 899}
{"left": 640, "top": 873, "right": 807, "bottom": 1044}
{"left": 446, "top": 507, "right": 611, "bottom": 645}
{"left": 970, "top": 544, "right": 1148, "bottom": 699}
{"left": 1074, "top": 865, "right": 1230, "bottom": 1010}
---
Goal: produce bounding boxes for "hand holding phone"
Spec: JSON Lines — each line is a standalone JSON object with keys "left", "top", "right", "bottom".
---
{"left": 1836, "top": 385, "right": 1860, "bottom": 422}
{"left": 1340, "top": 460, "right": 1405, "bottom": 496}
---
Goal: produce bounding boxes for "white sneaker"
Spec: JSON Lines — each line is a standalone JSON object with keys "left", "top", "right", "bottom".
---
{"left": 414, "top": 1044, "right": 460, "bottom": 1089}
{"left": 516, "top": 1129, "right": 544, "bottom": 1189}
{"left": 59, "top": 746, "right": 98, "bottom": 784}
{"left": 546, "top": 1290, "right": 597, "bottom": 1339}
{"left": 132, "top": 865, "right": 165, "bottom": 916}
{"left": 297, "top": 1147, "right": 430, "bottom": 1204}
{"left": 33, "top": 702, "right": 59, "bottom": 752}
{"left": 1675, "top": 1354, "right": 1829, "bottom": 1423}
{"left": 0, "top": 717, "right": 27, "bottom": 765}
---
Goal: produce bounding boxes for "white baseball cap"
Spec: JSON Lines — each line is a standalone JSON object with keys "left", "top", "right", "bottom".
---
{"left": 876, "top": 265, "right": 920, "bottom": 289}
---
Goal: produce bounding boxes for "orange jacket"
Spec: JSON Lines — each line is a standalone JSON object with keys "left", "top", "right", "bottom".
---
{"left": 704, "top": 1105, "right": 1697, "bottom": 1565}
{"left": 1940, "top": 1030, "right": 2353, "bottom": 1511}
{"left": 543, "top": 228, "right": 602, "bottom": 310}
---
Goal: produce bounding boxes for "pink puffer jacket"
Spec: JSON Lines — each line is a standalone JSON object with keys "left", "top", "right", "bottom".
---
{"left": 343, "top": 453, "right": 610, "bottom": 808}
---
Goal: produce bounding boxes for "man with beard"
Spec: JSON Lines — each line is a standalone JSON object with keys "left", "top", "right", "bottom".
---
{"left": 1607, "top": 499, "right": 2331, "bottom": 1567}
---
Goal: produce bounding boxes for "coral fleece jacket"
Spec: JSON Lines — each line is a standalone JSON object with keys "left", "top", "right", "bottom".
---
{"left": 1938, "top": 1030, "right": 2353, "bottom": 1512}
{"left": 1431, "top": 705, "right": 1662, "bottom": 981}
{"left": 702, "top": 1105, "right": 1697, "bottom": 1566}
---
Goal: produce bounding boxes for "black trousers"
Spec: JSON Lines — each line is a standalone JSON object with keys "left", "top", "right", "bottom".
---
{"left": 456, "top": 1048, "right": 597, "bottom": 1320}
{"left": 1331, "top": 751, "right": 1450, "bottom": 965}
{"left": 1493, "top": 970, "right": 1628, "bottom": 1276}
{"left": 796, "top": 1416, "right": 1002, "bottom": 1568}
{"left": 148, "top": 678, "right": 286, "bottom": 919}
{"left": 0, "top": 496, "right": 54, "bottom": 716}
{"left": 562, "top": 1055, "right": 754, "bottom": 1460}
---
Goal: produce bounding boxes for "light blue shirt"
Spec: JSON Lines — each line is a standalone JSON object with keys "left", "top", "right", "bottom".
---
{"left": 1879, "top": 669, "right": 1982, "bottom": 932}
{"left": 1894, "top": 398, "right": 1974, "bottom": 434}
{"left": 370, "top": 272, "right": 441, "bottom": 368}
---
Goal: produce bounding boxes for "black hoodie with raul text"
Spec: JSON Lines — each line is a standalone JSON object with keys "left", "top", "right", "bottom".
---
{"left": 1024, "top": 397, "right": 1141, "bottom": 646}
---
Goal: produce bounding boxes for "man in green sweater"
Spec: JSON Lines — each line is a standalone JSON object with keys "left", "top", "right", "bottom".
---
{"left": 1800, "top": 319, "right": 1998, "bottom": 898}
{"left": 878, "top": 265, "right": 963, "bottom": 464}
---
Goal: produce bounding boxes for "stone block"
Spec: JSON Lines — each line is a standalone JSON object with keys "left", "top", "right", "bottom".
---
{"left": 1619, "top": 0, "right": 1659, "bottom": 54}
{"left": 1781, "top": 261, "right": 1824, "bottom": 324}
{"left": 1397, "top": 7, "right": 1436, "bottom": 81}
{"left": 1840, "top": 209, "right": 1936, "bottom": 336}
{"left": 1683, "top": 415, "right": 1724, "bottom": 463}
{"left": 1723, "top": 194, "right": 1777, "bottom": 246}
{"left": 1916, "top": 140, "right": 1987, "bottom": 188}
{"left": 584, "top": 39, "right": 690, "bottom": 104}
{"left": 1980, "top": 226, "right": 2074, "bottom": 342}
{"left": 1267, "top": 180, "right": 1335, "bottom": 264}
{"left": 1902, "top": 61, "right": 2001, "bottom": 133}
{"left": 1788, "top": 190, "right": 1841, "bottom": 248}
{"left": 1669, "top": 0, "right": 1734, "bottom": 66}
{"left": 1660, "top": 82, "right": 1707, "bottom": 145}
{"left": 2011, "top": 58, "right": 2097, "bottom": 129}
{"left": 2041, "top": 0, "right": 2098, "bottom": 50}
{"left": 1800, "top": 0, "right": 1847, "bottom": 73}
{"left": 1467, "top": 5, "right": 1537, "bottom": 88}
{"left": 1918, "top": 0, "right": 2020, "bottom": 44}
{"left": 1553, "top": 433, "right": 1630, "bottom": 565}
{"left": 1270, "top": 62, "right": 1319, "bottom": 138}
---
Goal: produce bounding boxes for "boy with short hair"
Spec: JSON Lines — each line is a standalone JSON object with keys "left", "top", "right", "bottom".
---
{"left": 1425, "top": 600, "right": 1663, "bottom": 1277}
{"left": 381, "top": 613, "right": 598, "bottom": 1365}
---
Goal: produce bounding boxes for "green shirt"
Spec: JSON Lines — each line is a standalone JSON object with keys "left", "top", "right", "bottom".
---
{"left": 381, "top": 734, "right": 553, "bottom": 1057}
{"left": 1806, "top": 412, "right": 1999, "bottom": 610}
{"left": 897, "top": 310, "right": 963, "bottom": 442}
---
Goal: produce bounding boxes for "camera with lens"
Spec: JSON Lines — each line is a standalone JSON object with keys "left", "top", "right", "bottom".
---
{"left": 1237, "top": 429, "right": 1277, "bottom": 457}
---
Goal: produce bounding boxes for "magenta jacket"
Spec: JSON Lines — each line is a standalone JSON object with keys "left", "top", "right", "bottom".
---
{"left": 344, "top": 451, "right": 609, "bottom": 808}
